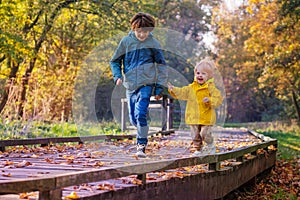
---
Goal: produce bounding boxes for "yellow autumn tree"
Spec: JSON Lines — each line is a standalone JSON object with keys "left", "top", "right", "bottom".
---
{"left": 212, "top": 0, "right": 299, "bottom": 122}
{"left": 212, "top": 2, "right": 280, "bottom": 122}
{"left": 244, "top": 0, "right": 300, "bottom": 123}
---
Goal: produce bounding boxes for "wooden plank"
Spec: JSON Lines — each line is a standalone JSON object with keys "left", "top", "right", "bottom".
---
{"left": 0, "top": 176, "right": 56, "bottom": 193}
{"left": 0, "top": 138, "right": 50, "bottom": 147}
{"left": 0, "top": 135, "right": 136, "bottom": 147}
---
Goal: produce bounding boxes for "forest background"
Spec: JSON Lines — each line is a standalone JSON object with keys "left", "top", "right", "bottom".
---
{"left": 0, "top": 0, "right": 299, "bottom": 129}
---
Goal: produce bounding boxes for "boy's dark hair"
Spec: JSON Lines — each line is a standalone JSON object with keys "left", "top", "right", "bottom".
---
{"left": 130, "top": 12, "right": 155, "bottom": 31}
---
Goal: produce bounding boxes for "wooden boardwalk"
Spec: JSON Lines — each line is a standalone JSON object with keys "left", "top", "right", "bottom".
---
{"left": 0, "top": 127, "right": 277, "bottom": 200}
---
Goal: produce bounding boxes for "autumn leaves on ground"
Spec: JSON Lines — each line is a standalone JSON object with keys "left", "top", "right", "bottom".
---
{"left": 230, "top": 127, "right": 300, "bottom": 200}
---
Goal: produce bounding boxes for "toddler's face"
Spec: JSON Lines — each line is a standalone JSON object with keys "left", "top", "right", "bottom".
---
{"left": 134, "top": 29, "right": 150, "bottom": 41}
{"left": 195, "top": 68, "right": 209, "bottom": 84}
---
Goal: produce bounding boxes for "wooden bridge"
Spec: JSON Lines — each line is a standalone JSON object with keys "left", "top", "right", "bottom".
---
{"left": 0, "top": 127, "right": 277, "bottom": 200}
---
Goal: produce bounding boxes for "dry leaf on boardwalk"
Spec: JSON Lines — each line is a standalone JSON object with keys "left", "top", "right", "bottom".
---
{"left": 15, "top": 160, "right": 31, "bottom": 168}
{"left": 64, "top": 191, "right": 80, "bottom": 199}
{"left": 19, "top": 192, "right": 38, "bottom": 199}
{"left": 96, "top": 183, "right": 115, "bottom": 191}
{"left": 2, "top": 173, "right": 11, "bottom": 177}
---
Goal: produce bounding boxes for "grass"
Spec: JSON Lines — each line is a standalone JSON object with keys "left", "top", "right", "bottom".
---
{"left": 0, "top": 120, "right": 125, "bottom": 140}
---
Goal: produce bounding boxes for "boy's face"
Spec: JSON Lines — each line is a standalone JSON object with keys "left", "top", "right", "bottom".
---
{"left": 134, "top": 29, "right": 150, "bottom": 41}
{"left": 195, "top": 67, "right": 209, "bottom": 85}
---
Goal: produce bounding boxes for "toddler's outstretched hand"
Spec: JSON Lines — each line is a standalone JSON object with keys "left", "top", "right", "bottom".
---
{"left": 167, "top": 82, "right": 174, "bottom": 91}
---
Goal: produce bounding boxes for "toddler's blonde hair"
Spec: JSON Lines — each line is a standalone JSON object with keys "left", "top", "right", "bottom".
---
{"left": 194, "top": 58, "right": 215, "bottom": 79}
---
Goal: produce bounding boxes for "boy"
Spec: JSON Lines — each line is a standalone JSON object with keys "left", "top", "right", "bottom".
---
{"left": 168, "top": 59, "right": 223, "bottom": 156}
{"left": 110, "top": 12, "right": 167, "bottom": 157}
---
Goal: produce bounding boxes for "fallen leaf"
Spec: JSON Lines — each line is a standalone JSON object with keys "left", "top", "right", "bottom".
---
{"left": 2, "top": 173, "right": 11, "bottom": 177}
{"left": 4, "top": 161, "right": 14, "bottom": 166}
{"left": 31, "top": 154, "right": 39, "bottom": 158}
{"left": 65, "top": 191, "right": 80, "bottom": 199}
{"left": 131, "top": 178, "right": 143, "bottom": 185}
{"left": 96, "top": 183, "right": 115, "bottom": 191}
{"left": 19, "top": 192, "right": 37, "bottom": 199}
{"left": 15, "top": 160, "right": 31, "bottom": 168}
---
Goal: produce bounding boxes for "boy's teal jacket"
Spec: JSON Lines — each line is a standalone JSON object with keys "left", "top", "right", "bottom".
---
{"left": 110, "top": 31, "right": 167, "bottom": 95}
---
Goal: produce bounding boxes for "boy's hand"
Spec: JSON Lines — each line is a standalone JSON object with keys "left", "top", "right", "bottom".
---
{"left": 116, "top": 78, "right": 122, "bottom": 85}
{"left": 154, "top": 95, "right": 161, "bottom": 100}
{"left": 203, "top": 97, "right": 210, "bottom": 103}
{"left": 167, "top": 82, "right": 174, "bottom": 91}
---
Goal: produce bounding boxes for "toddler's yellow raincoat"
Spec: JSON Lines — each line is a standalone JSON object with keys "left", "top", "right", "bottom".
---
{"left": 168, "top": 79, "right": 223, "bottom": 125}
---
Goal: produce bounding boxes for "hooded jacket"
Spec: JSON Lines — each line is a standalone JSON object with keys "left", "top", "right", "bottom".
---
{"left": 169, "top": 79, "right": 223, "bottom": 125}
{"left": 110, "top": 31, "right": 167, "bottom": 95}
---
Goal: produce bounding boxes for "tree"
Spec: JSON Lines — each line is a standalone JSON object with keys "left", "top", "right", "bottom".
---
{"left": 158, "top": 0, "right": 221, "bottom": 81}
{"left": 212, "top": 0, "right": 288, "bottom": 122}
{"left": 0, "top": 0, "right": 155, "bottom": 121}
{"left": 244, "top": 0, "right": 300, "bottom": 123}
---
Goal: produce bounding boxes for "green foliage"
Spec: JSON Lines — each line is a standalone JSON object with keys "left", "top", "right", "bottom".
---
{"left": 0, "top": 119, "right": 24, "bottom": 139}
{"left": 0, "top": 1, "right": 33, "bottom": 61}
{"left": 0, "top": 120, "right": 123, "bottom": 140}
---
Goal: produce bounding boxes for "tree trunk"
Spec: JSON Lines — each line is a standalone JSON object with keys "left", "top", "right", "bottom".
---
{"left": 16, "top": 0, "right": 80, "bottom": 119}
{"left": 291, "top": 90, "right": 300, "bottom": 125}
{"left": 0, "top": 58, "right": 19, "bottom": 114}
{"left": 17, "top": 58, "right": 36, "bottom": 118}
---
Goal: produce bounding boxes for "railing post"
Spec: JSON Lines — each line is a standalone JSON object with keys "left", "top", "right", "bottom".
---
{"left": 209, "top": 162, "right": 220, "bottom": 171}
{"left": 161, "top": 95, "right": 167, "bottom": 131}
{"left": 39, "top": 189, "right": 62, "bottom": 200}
{"left": 167, "top": 97, "right": 173, "bottom": 130}
{"left": 251, "top": 150, "right": 258, "bottom": 156}
{"left": 121, "top": 98, "right": 127, "bottom": 132}
{"left": 0, "top": 146, "right": 5, "bottom": 152}
{"left": 236, "top": 156, "right": 244, "bottom": 163}
{"left": 137, "top": 173, "right": 146, "bottom": 185}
